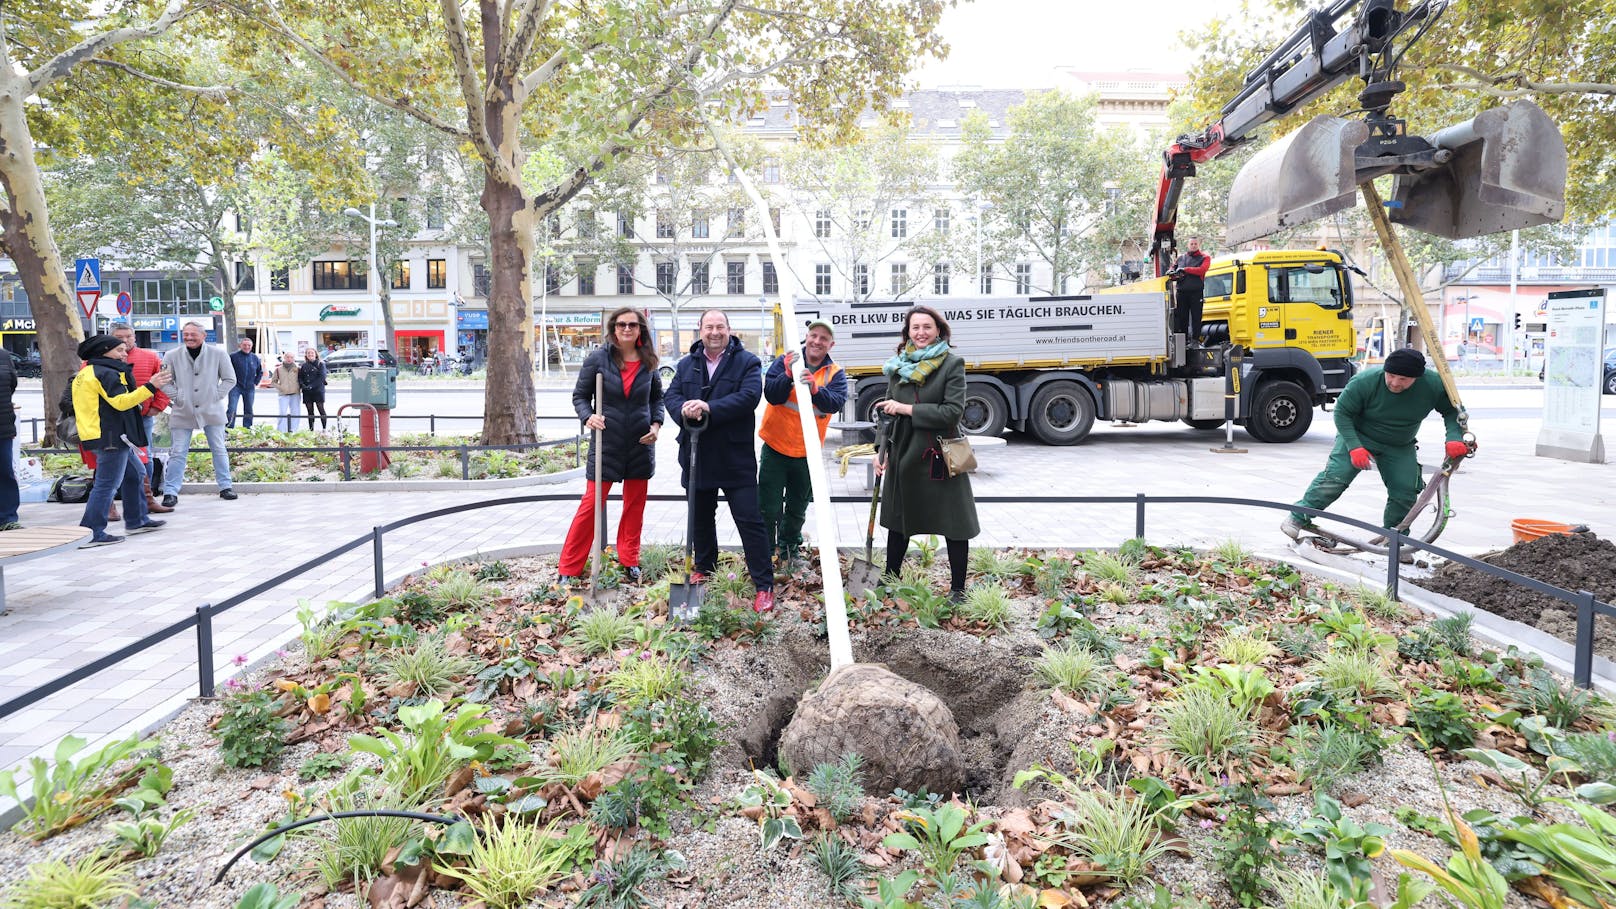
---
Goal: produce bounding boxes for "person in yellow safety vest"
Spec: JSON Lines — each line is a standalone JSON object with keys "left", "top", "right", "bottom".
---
{"left": 757, "top": 319, "right": 849, "bottom": 574}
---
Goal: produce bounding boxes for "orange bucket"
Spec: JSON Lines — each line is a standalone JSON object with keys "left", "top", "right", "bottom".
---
{"left": 1511, "top": 518, "right": 1581, "bottom": 544}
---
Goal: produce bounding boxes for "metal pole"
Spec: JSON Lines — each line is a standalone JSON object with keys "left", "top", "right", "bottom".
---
{"left": 1574, "top": 590, "right": 1596, "bottom": 689}
{"left": 539, "top": 257, "right": 549, "bottom": 378}
{"left": 195, "top": 605, "right": 215, "bottom": 698}
{"left": 1508, "top": 229, "right": 1520, "bottom": 376}
{"left": 368, "top": 203, "right": 380, "bottom": 351}
{"left": 1386, "top": 535, "right": 1402, "bottom": 601}
{"left": 1135, "top": 493, "right": 1146, "bottom": 540}
{"left": 373, "top": 528, "right": 385, "bottom": 599}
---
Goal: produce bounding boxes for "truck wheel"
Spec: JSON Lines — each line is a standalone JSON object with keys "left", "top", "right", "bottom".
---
{"left": 1182, "top": 418, "right": 1225, "bottom": 431}
{"left": 1028, "top": 381, "right": 1095, "bottom": 445}
{"left": 855, "top": 385, "right": 888, "bottom": 424}
{"left": 1250, "top": 380, "right": 1312, "bottom": 443}
{"left": 960, "top": 382, "right": 1009, "bottom": 436}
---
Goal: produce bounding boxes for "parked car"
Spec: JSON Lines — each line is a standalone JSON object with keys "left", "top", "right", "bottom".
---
{"left": 322, "top": 348, "right": 397, "bottom": 371}
{"left": 1605, "top": 349, "right": 1616, "bottom": 395}
{"left": 5, "top": 350, "right": 41, "bottom": 378}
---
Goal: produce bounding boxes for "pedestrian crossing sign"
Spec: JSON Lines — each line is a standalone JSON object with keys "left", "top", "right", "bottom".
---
{"left": 74, "top": 257, "right": 101, "bottom": 292}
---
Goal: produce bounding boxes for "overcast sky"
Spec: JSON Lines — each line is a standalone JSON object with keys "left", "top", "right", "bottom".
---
{"left": 911, "top": 0, "right": 1271, "bottom": 89}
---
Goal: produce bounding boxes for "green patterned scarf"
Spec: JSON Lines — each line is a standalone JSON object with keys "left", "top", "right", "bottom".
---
{"left": 882, "top": 340, "right": 950, "bottom": 385}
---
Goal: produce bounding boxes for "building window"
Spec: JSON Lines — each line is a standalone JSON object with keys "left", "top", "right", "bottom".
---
{"left": 390, "top": 260, "right": 410, "bottom": 290}
{"left": 654, "top": 168, "right": 669, "bottom": 185}
{"left": 577, "top": 210, "right": 598, "bottom": 239}
{"left": 313, "top": 260, "right": 368, "bottom": 291}
{"left": 934, "top": 207, "right": 950, "bottom": 233}
{"left": 891, "top": 208, "right": 907, "bottom": 239}
{"left": 656, "top": 211, "right": 674, "bottom": 239}
{"left": 762, "top": 262, "right": 778, "bottom": 295}
{"left": 577, "top": 263, "right": 596, "bottom": 296}
{"left": 546, "top": 266, "right": 561, "bottom": 295}
{"left": 270, "top": 267, "right": 289, "bottom": 291}
{"left": 692, "top": 214, "right": 709, "bottom": 239}
{"left": 234, "top": 260, "right": 255, "bottom": 292}
{"left": 814, "top": 264, "right": 832, "bottom": 296}
{"left": 726, "top": 261, "right": 745, "bottom": 295}
{"left": 473, "top": 263, "right": 490, "bottom": 297}
{"left": 890, "top": 263, "right": 908, "bottom": 296}
{"left": 763, "top": 158, "right": 781, "bottom": 183}
{"left": 1015, "top": 263, "right": 1031, "bottom": 294}
{"left": 690, "top": 262, "right": 709, "bottom": 293}
{"left": 427, "top": 259, "right": 447, "bottom": 289}
{"left": 855, "top": 263, "right": 870, "bottom": 297}
{"left": 727, "top": 207, "right": 744, "bottom": 237}
{"left": 617, "top": 265, "right": 634, "bottom": 295}
{"left": 980, "top": 268, "right": 992, "bottom": 294}
{"left": 814, "top": 210, "right": 832, "bottom": 238}
{"left": 617, "top": 211, "right": 634, "bottom": 238}
{"left": 425, "top": 197, "right": 445, "bottom": 230}
{"left": 854, "top": 209, "right": 871, "bottom": 232}
{"left": 933, "top": 263, "right": 950, "bottom": 296}
{"left": 656, "top": 262, "right": 676, "bottom": 295}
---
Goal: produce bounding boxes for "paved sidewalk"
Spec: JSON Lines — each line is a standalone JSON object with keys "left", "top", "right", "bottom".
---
{"left": 0, "top": 406, "right": 1611, "bottom": 774}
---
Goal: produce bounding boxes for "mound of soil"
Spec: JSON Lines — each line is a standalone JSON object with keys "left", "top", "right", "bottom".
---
{"left": 1420, "top": 532, "right": 1616, "bottom": 659}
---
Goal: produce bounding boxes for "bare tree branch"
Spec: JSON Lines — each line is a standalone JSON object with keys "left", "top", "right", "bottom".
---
{"left": 497, "top": 0, "right": 548, "bottom": 89}
{"left": 86, "top": 58, "right": 234, "bottom": 99}
{"left": 438, "top": 0, "right": 508, "bottom": 179}
{"left": 519, "top": 46, "right": 568, "bottom": 95}
{"left": 27, "top": 0, "right": 203, "bottom": 94}
{"left": 1416, "top": 63, "right": 1616, "bottom": 97}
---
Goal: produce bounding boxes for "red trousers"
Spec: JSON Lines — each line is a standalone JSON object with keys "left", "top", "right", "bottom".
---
{"left": 558, "top": 479, "right": 649, "bottom": 575}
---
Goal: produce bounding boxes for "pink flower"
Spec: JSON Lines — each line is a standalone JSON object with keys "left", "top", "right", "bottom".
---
{"left": 232, "top": 654, "right": 248, "bottom": 666}
{"left": 1198, "top": 819, "right": 1216, "bottom": 830}
{"left": 224, "top": 678, "right": 244, "bottom": 691}
{"left": 274, "top": 649, "right": 289, "bottom": 659}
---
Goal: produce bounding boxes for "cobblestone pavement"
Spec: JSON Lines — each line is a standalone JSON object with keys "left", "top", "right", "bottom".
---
{"left": 1, "top": 400, "right": 1610, "bottom": 775}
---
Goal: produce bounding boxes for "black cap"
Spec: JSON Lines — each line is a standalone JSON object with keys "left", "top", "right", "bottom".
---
{"left": 1384, "top": 348, "right": 1426, "bottom": 378}
{"left": 77, "top": 334, "right": 122, "bottom": 361}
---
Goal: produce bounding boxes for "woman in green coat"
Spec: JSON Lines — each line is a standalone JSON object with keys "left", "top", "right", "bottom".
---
{"left": 874, "top": 305, "right": 980, "bottom": 599}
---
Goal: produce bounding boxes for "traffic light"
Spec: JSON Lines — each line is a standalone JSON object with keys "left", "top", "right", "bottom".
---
{"left": 1514, "top": 313, "right": 1522, "bottom": 330}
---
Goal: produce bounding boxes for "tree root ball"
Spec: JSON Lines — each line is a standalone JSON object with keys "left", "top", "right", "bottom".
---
{"left": 779, "top": 663, "right": 965, "bottom": 795}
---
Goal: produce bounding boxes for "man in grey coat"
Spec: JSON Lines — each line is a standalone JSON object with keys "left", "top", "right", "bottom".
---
{"left": 159, "top": 321, "right": 237, "bottom": 505}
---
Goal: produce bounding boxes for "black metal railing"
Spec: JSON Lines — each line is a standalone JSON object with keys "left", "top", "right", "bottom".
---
{"left": 0, "top": 493, "right": 1609, "bottom": 728}
{"left": 16, "top": 412, "right": 580, "bottom": 444}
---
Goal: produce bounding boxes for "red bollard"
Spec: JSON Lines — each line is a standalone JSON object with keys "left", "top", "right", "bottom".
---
{"left": 338, "top": 404, "right": 392, "bottom": 474}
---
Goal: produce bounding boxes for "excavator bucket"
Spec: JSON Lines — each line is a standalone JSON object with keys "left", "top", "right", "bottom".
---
{"left": 1226, "top": 115, "right": 1369, "bottom": 245}
{"left": 1388, "top": 100, "right": 1566, "bottom": 239}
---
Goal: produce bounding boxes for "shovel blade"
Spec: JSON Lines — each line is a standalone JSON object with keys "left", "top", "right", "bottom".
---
{"left": 668, "top": 581, "right": 705, "bottom": 623}
{"left": 1389, "top": 100, "right": 1566, "bottom": 239}
{"left": 1226, "top": 115, "right": 1369, "bottom": 245}
{"left": 845, "top": 559, "right": 882, "bottom": 598}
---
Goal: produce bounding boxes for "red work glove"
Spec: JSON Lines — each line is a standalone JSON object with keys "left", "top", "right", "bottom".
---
{"left": 1349, "top": 447, "right": 1373, "bottom": 470}
{"left": 1445, "top": 440, "right": 1470, "bottom": 459}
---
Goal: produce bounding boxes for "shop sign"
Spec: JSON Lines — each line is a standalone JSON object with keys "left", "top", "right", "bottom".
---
{"left": 131, "top": 316, "right": 175, "bottom": 331}
{"left": 456, "top": 310, "right": 489, "bottom": 330}
{"left": 0, "top": 318, "right": 35, "bottom": 331}
{"left": 540, "top": 313, "right": 605, "bottom": 326}
{"left": 319, "top": 304, "right": 362, "bottom": 321}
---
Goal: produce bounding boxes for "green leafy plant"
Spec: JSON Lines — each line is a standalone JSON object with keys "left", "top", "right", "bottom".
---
{"left": 1287, "top": 792, "right": 1394, "bottom": 901}
{"left": 1214, "top": 627, "right": 1278, "bottom": 665}
{"left": 1306, "top": 648, "right": 1402, "bottom": 702}
{"left": 738, "top": 771, "right": 803, "bottom": 851}
{"left": 1015, "top": 766, "right": 1190, "bottom": 887}
{"left": 1, "top": 849, "right": 137, "bottom": 909}
{"left": 1214, "top": 784, "right": 1280, "bottom": 907}
{"left": 577, "top": 846, "right": 668, "bottom": 908}
{"left": 882, "top": 801, "right": 990, "bottom": 878}
{"left": 604, "top": 654, "right": 689, "bottom": 708}
{"left": 1431, "top": 611, "right": 1475, "bottom": 656}
{"left": 1503, "top": 667, "right": 1594, "bottom": 729}
{"left": 533, "top": 726, "right": 635, "bottom": 787}
{"left": 1410, "top": 687, "right": 1478, "bottom": 751}
{"left": 108, "top": 806, "right": 195, "bottom": 859}
{"left": 859, "top": 870, "right": 921, "bottom": 909}
{"left": 0, "top": 733, "right": 151, "bottom": 841}
{"left": 566, "top": 607, "right": 637, "bottom": 655}
{"left": 309, "top": 796, "right": 415, "bottom": 888}
{"left": 1082, "top": 550, "right": 1137, "bottom": 587}
{"left": 958, "top": 583, "right": 1013, "bottom": 628}
{"left": 373, "top": 634, "right": 477, "bottom": 697}
{"left": 1032, "top": 641, "right": 1101, "bottom": 695}
{"left": 704, "top": 564, "right": 757, "bottom": 602}
{"left": 1397, "top": 627, "right": 1448, "bottom": 664}
{"left": 1458, "top": 747, "right": 1581, "bottom": 812}
{"left": 434, "top": 818, "right": 570, "bottom": 909}
{"left": 1564, "top": 730, "right": 1616, "bottom": 784}
{"left": 1351, "top": 584, "right": 1406, "bottom": 620}
{"left": 804, "top": 752, "right": 867, "bottom": 824}
{"left": 1281, "top": 722, "right": 1379, "bottom": 793}
{"left": 637, "top": 543, "right": 680, "bottom": 583}
{"left": 589, "top": 779, "right": 645, "bottom": 830}
{"left": 811, "top": 833, "right": 865, "bottom": 901}
{"left": 1275, "top": 625, "right": 1322, "bottom": 659}
{"left": 474, "top": 558, "right": 513, "bottom": 581}
{"left": 1154, "top": 684, "right": 1261, "bottom": 777}
{"left": 1263, "top": 867, "right": 1353, "bottom": 909}
{"left": 232, "top": 882, "right": 302, "bottom": 909}
{"left": 1392, "top": 812, "right": 1509, "bottom": 909}
{"left": 430, "top": 569, "right": 497, "bottom": 612}
{"left": 1210, "top": 538, "right": 1252, "bottom": 567}
{"left": 1497, "top": 799, "right": 1616, "bottom": 906}
{"left": 216, "top": 691, "right": 291, "bottom": 769}
{"left": 348, "top": 699, "right": 521, "bottom": 803}
{"left": 1186, "top": 664, "right": 1276, "bottom": 714}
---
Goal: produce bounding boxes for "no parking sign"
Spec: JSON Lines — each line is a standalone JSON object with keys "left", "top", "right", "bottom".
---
{"left": 115, "top": 291, "right": 132, "bottom": 316}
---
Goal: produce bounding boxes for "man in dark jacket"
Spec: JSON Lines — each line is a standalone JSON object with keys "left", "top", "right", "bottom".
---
{"left": 227, "top": 337, "right": 263, "bottom": 429}
{"left": 1169, "top": 236, "right": 1211, "bottom": 346}
{"left": 663, "top": 309, "right": 774, "bottom": 612}
{"left": 73, "top": 335, "right": 172, "bottom": 547}
{"left": 0, "top": 350, "right": 18, "bottom": 530}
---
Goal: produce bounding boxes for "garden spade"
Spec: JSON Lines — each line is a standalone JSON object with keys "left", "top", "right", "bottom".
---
{"left": 668, "top": 419, "right": 707, "bottom": 622}
{"left": 585, "top": 371, "right": 606, "bottom": 605}
{"left": 845, "top": 413, "right": 890, "bottom": 597}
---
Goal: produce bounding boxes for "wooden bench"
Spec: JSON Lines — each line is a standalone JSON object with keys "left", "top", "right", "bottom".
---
{"left": 0, "top": 527, "right": 92, "bottom": 614}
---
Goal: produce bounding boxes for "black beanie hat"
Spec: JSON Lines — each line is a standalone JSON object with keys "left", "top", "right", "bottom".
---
{"left": 77, "top": 334, "right": 122, "bottom": 361}
{"left": 1384, "top": 347, "right": 1426, "bottom": 378}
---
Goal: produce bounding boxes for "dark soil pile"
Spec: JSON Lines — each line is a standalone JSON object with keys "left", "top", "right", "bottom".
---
{"left": 1420, "top": 532, "right": 1616, "bottom": 660}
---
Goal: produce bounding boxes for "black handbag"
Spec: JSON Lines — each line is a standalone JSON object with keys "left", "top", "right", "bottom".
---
{"left": 48, "top": 475, "right": 92, "bottom": 504}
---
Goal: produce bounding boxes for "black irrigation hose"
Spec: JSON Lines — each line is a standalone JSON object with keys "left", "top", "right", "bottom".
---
{"left": 213, "top": 809, "right": 462, "bottom": 884}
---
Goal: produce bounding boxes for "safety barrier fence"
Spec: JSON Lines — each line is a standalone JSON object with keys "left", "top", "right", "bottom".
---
{"left": 0, "top": 492, "right": 1610, "bottom": 727}
{"left": 17, "top": 412, "right": 579, "bottom": 444}
{"left": 21, "top": 421, "right": 587, "bottom": 479}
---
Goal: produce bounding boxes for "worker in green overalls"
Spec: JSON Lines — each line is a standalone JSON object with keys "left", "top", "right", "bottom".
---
{"left": 1283, "top": 348, "right": 1468, "bottom": 537}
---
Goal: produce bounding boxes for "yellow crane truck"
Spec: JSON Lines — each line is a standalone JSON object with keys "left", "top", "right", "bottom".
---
{"left": 800, "top": 246, "right": 1357, "bottom": 446}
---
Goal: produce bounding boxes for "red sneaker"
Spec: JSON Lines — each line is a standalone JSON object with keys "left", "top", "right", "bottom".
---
{"left": 753, "top": 590, "right": 775, "bottom": 613}
{"left": 689, "top": 571, "right": 709, "bottom": 584}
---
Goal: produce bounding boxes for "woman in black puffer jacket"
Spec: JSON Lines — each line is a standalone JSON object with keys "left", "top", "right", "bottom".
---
{"left": 555, "top": 307, "right": 663, "bottom": 584}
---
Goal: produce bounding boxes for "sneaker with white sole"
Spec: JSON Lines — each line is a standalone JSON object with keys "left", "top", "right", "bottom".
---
{"left": 128, "top": 520, "right": 167, "bottom": 534}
